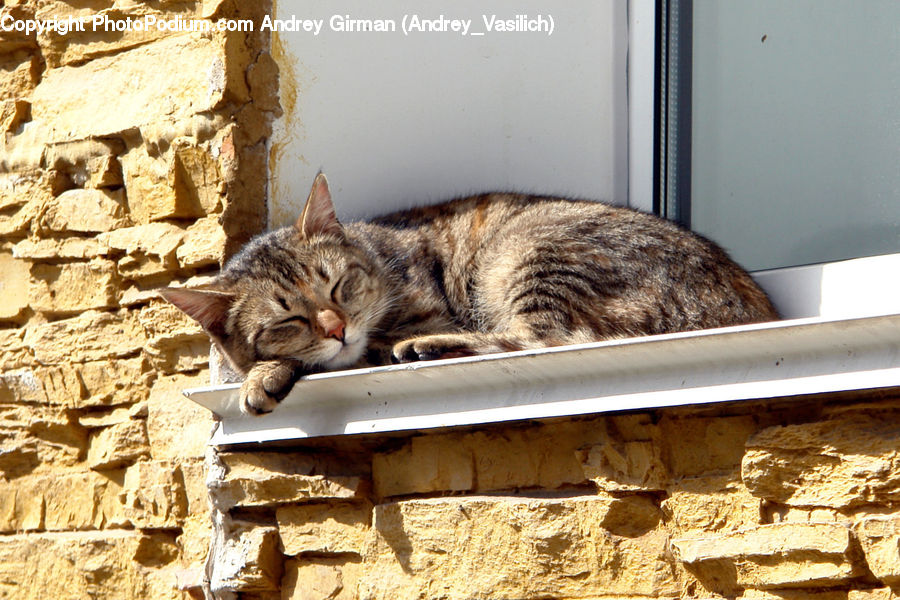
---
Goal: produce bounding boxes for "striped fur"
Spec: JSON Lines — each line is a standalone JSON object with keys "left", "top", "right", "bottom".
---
{"left": 163, "top": 174, "right": 778, "bottom": 414}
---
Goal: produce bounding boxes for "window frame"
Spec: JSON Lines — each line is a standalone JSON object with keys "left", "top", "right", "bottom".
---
{"left": 657, "top": 0, "right": 900, "bottom": 271}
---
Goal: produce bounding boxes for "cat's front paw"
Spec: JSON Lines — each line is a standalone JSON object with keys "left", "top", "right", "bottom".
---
{"left": 240, "top": 378, "right": 279, "bottom": 415}
{"left": 239, "top": 360, "right": 300, "bottom": 415}
{"left": 391, "top": 334, "right": 478, "bottom": 363}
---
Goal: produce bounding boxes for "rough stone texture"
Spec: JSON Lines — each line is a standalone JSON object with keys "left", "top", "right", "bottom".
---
{"left": 42, "top": 470, "right": 124, "bottom": 531}
{"left": 277, "top": 502, "right": 372, "bottom": 556}
{"left": 0, "top": 1, "right": 274, "bottom": 598}
{"left": 198, "top": 398, "right": 900, "bottom": 600}
{"left": 120, "top": 138, "right": 225, "bottom": 225}
{"left": 29, "top": 258, "right": 119, "bottom": 315}
{"left": 0, "top": 251, "right": 31, "bottom": 321}
{"left": 147, "top": 372, "right": 217, "bottom": 462}
{"left": 578, "top": 439, "right": 668, "bottom": 492}
{"left": 465, "top": 425, "right": 591, "bottom": 492}
{"left": 138, "top": 302, "right": 203, "bottom": 342}
{"left": 672, "top": 523, "right": 858, "bottom": 592}
{"left": 31, "top": 33, "right": 227, "bottom": 142}
{"left": 739, "top": 591, "right": 852, "bottom": 600}
{"left": 0, "top": 173, "right": 39, "bottom": 213}
{"left": 661, "top": 474, "right": 761, "bottom": 533}
{"left": 766, "top": 504, "right": 842, "bottom": 525}
{"left": 89, "top": 154, "right": 125, "bottom": 189}
{"left": 35, "top": 5, "right": 178, "bottom": 69}
{"left": 177, "top": 215, "right": 227, "bottom": 269}
{"left": 372, "top": 414, "right": 765, "bottom": 500}
{"left": 13, "top": 236, "right": 104, "bottom": 260}
{"left": 210, "top": 523, "right": 283, "bottom": 594}
{"left": 23, "top": 309, "right": 146, "bottom": 364}
{"left": 0, "top": 478, "right": 44, "bottom": 532}
{"left": 0, "top": 368, "right": 47, "bottom": 404}
{"left": 172, "top": 138, "right": 224, "bottom": 214}
{"left": 373, "top": 421, "right": 597, "bottom": 498}
{"left": 5, "top": 462, "right": 194, "bottom": 537}
{"left": 178, "top": 460, "right": 212, "bottom": 567}
{"left": 99, "top": 222, "right": 186, "bottom": 282}
{"left": 121, "top": 145, "right": 202, "bottom": 224}
{"left": 212, "top": 452, "right": 366, "bottom": 510}
{"left": 0, "top": 98, "right": 28, "bottom": 134}
{"left": 42, "top": 138, "right": 122, "bottom": 177}
{"left": 281, "top": 558, "right": 363, "bottom": 600}
{"left": 34, "top": 356, "right": 155, "bottom": 409}
{"left": 674, "top": 522, "right": 853, "bottom": 563}
{"left": 661, "top": 414, "right": 758, "bottom": 477}
{"left": 82, "top": 357, "right": 155, "bottom": 406}
{"left": 0, "top": 530, "right": 184, "bottom": 600}
{"left": 78, "top": 404, "right": 142, "bottom": 429}
{"left": 0, "top": 403, "right": 86, "bottom": 478}
{"left": 138, "top": 302, "right": 209, "bottom": 372}
{"left": 372, "top": 433, "right": 474, "bottom": 498}
{"left": 121, "top": 461, "right": 189, "bottom": 529}
{"left": 362, "top": 495, "right": 675, "bottom": 600}
{"left": 855, "top": 514, "right": 900, "bottom": 586}
{"left": 848, "top": 590, "right": 900, "bottom": 600}
{"left": 41, "top": 188, "right": 130, "bottom": 233}
{"left": 87, "top": 419, "right": 151, "bottom": 470}
{"left": 0, "top": 196, "right": 41, "bottom": 237}
{"left": 742, "top": 414, "right": 900, "bottom": 508}
{"left": 0, "top": 469, "right": 128, "bottom": 532}
{"left": 0, "top": 48, "right": 37, "bottom": 87}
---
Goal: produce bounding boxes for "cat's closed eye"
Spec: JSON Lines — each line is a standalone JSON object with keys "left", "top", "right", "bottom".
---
{"left": 332, "top": 265, "right": 366, "bottom": 305}
{"left": 260, "top": 314, "right": 311, "bottom": 347}
{"left": 277, "top": 314, "right": 310, "bottom": 327}
{"left": 329, "top": 279, "right": 342, "bottom": 304}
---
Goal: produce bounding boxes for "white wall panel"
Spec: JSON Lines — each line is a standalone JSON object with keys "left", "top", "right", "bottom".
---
{"left": 269, "top": 0, "right": 627, "bottom": 226}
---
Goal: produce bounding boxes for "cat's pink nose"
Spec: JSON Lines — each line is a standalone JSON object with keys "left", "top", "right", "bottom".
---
{"left": 317, "top": 309, "right": 345, "bottom": 342}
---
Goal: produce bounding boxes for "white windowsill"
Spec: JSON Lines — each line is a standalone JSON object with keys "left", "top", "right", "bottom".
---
{"left": 186, "top": 313, "right": 900, "bottom": 445}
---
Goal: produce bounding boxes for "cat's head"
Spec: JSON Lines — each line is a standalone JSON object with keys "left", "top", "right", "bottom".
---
{"left": 161, "top": 173, "right": 389, "bottom": 375}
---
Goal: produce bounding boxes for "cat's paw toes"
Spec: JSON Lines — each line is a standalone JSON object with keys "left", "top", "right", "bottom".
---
{"left": 390, "top": 339, "right": 424, "bottom": 363}
{"left": 390, "top": 342, "right": 438, "bottom": 363}
{"left": 238, "top": 361, "right": 299, "bottom": 415}
{"left": 239, "top": 379, "right": 280, "bottom": 415}
{"left": 391, "top": 337, "right": 475, "bottom": 363}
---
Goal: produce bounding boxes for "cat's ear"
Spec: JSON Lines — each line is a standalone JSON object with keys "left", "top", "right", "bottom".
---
{"left": 296, "top": 172, "right": 342, "bottom": 239}
{"left": 159, "top": 287, "right": 234, "bottom": 339}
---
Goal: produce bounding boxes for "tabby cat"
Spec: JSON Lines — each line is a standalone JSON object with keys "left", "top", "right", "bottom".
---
{"left": 162, "top": 174, "right": 778, "bottom": 414}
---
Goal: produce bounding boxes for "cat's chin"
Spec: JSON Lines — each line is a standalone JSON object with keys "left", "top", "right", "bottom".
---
{"left": 321, "top": 337, "right": 366, "bottom": 369}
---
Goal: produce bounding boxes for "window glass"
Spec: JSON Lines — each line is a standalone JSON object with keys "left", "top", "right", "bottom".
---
{"left": 689, "top": 0, "right": 900, "bottom": 271}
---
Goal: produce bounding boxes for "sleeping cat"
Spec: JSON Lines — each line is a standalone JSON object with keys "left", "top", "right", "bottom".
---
{"left": 162, "top": 173, "right": 778, "bottom": 415}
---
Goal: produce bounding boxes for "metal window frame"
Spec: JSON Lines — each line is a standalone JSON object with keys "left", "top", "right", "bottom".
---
{"left": 655, "top": 0, "right": 692, "bottom": 226}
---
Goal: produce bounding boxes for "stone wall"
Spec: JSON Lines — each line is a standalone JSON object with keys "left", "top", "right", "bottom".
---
{"left": 208, "top": 393, "right": 900, "bottom": 600}
{"left": 0, "top": 1, "right": 277, "bottom": 598}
